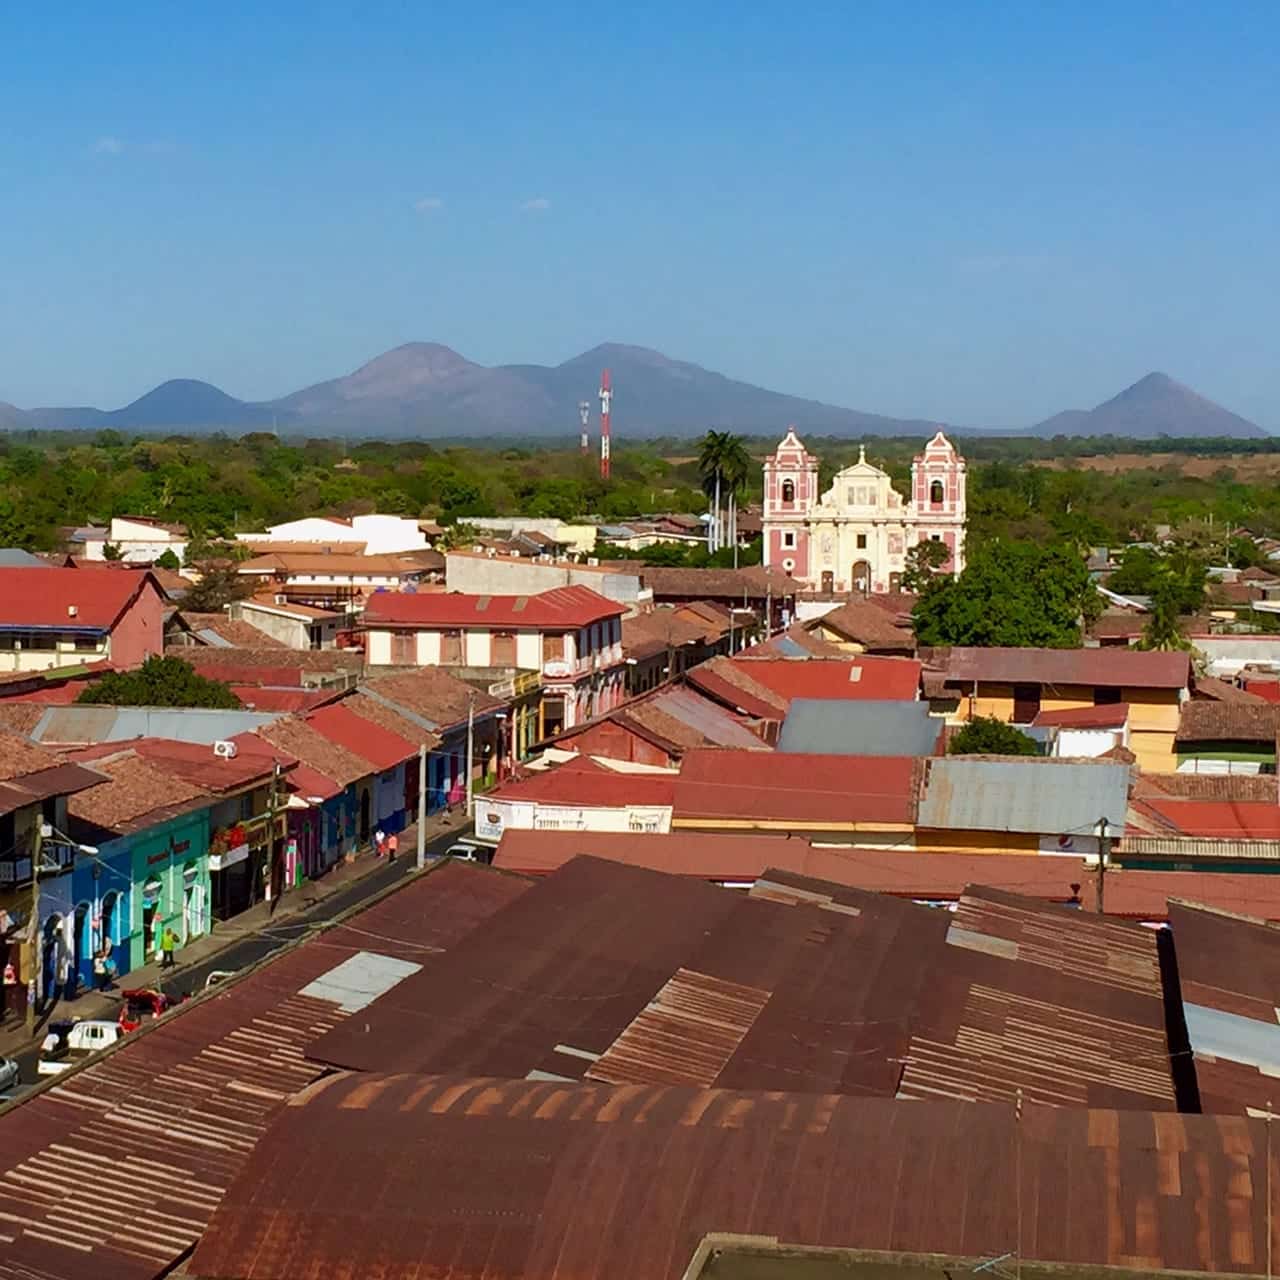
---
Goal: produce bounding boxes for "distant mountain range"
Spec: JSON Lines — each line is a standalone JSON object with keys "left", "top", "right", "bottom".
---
{"left": 3, "top": 344, "right": 1269, "bottom": 439}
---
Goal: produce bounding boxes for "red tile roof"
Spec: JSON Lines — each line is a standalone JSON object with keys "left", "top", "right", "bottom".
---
{"left": 674, "top": 748, "right": 919, "bottom": 826}
{"left": 937, "top": 645, "right": 1191, "bottom": 690}
{"left": 731, "top": 654, "right": 922, "bottom": 702}
{"left": 286, "top": 762, "right": 344, "bottom": 801}
{"left": 808, "top": 598, "right": 915, "bottom": 650}
{"left": 229, "top": 686, "right": 337, "bottom": 714}
{"left": 491, "top": 757, "right": 677, "bottom": 808}
{"left": 1138, "top": 797, "right": 1280, "bottom": 838}
{"left": 362, "top": 584, "right": 624, "bottom": 629}
{"left": 305, "top": 702, "right": 417, "bottom": 771}
{"left": 1033, "top": 703, "right": 1130, "bottom": 728}
{"left": 0, "top": 567, "right": 161, "bottom": 629}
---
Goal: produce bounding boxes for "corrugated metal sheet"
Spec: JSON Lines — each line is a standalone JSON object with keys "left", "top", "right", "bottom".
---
{"left": 32, "top": 705, "right": 281, "bottom": 745}
{"left": 1168, "top": 901, "right": 1280, "bottom": 1114}
{"left": 189, "top": 1073, "right": 1276, "bottom": 1279}
{"left": 778, "top": 699, "right": 941, "bottom": 757}
{"left": 586, "top": 968, "right": 770, "bottom": 1086}
{"left": 0, "top": 860, "right": 531, "bottom": 1280}
{"left": 918, "top": 758, "right": 1130, "bottom": 835}
{"left": 895, "top": 887, "right": 1177, "bottom": 1111}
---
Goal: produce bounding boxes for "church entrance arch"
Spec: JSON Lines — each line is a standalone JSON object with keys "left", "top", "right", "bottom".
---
{"left": 851, "top": 560, "right": 871, "bottom": 594}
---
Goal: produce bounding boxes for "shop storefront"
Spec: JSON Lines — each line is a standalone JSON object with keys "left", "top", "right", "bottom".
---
{"left": 209, "top": 823, "right": 252, "bottom": 922}
{"left": 127, "top": 812, "right": 210, "bottom": 969}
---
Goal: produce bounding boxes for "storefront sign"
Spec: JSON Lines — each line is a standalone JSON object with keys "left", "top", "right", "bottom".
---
{"left": 147, "top": 851, "right": 171, "bottom": 866}
{"left": 208, "top": 843, "right": 249, "bottom": 872}
{"left": 170, "top": 839, "right": 191, "bottom": 856}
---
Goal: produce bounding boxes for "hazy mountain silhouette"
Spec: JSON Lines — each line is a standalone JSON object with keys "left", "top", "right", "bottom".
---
{"left": 1032, "top": 372, "right": 1267, "bottom": 439}
{"left": 6, "top": 349, "right": 1269, "bottom": 439}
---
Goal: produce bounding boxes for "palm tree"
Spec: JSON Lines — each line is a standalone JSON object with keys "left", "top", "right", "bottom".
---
{"left": 697, "top": 431, "right": 751, "bottom": 558}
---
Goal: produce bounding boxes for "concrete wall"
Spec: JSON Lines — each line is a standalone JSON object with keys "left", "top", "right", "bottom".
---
{"left": 445, "top": 552, "right": 648, "bottom": 605}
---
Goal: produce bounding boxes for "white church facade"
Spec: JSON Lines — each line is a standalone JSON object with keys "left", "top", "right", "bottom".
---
{"left": 761, "top": 428, "right": 967, "bottom": 594}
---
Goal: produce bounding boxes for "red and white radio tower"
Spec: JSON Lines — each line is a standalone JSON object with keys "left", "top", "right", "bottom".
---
{"left": 599, "top": 368, "right": 612, "bottom": 480}
{"left": 578, "top": 400, "right": 590, "bottom": 453}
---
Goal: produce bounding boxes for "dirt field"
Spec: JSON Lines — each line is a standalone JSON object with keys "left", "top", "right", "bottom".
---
{"left": 1033, "top": 451, "right": 1280, "bottom": 478}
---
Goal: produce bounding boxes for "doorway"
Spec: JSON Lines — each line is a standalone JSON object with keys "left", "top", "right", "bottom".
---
{"left": 851, "top": 560, "right": 872, "bottom": 594}
{"left": 142, "top": 876, "right": 163, "bottom": 958}
{"left": 101, "top": 891, "right": 119, "bottom": 973}
{"left": 72, "top": 902, "right": 89, "bottom": 997}
{"left": 42, "top": 914, "right": 63, "bottom": 1007}
{"left": 359, "top": 789, "right": 371, "bottom": 844}
{"left": 820, "top": 570, "right": 834, "bottom": 592}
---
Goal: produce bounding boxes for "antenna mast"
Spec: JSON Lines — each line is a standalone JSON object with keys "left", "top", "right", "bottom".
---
{"left": 599, "top": 368, "right": 612, "bottom": 480}
{"left": 578, "top": 400, "right": 590, "bottom": 454}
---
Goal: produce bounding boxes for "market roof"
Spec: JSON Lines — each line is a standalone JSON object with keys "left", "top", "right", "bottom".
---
{"left": 0, "top": 859, "right": 530, "bottom": 1280}
{"left": 778, "top": 699, "right": 942, "bottom": 756}
{"left": 305, "top": 855, "right": 943, "bottom": 1094}
{"left": 0, "top": 566, "right": 161, "bottom": 630}
{"left": 241, "top": 595, "right": 345, "bottom": 620}
{"left": 188, "top": 1076, "right": 1266, "bottom": 1280}
{"left": 936, "top": 645, "right": 1191, "bottom": 690}
{"left": 238, "top": 551, "right": 428, "bottom": 575}
{"left": 1176, "top": 698, "right": 1280, "bottom": 743}
{"left": 674, "top": 749, "right": 921, "bottom": 827}
{"left": 891, "top": 884, "right": 1179, "bottom": 1110}
{"left": 1167, "top": 901, "right": 1280, "bottom": 1114}
{"left": 0, "top": 547, "right": 46, "bottom": 568}
{"left": 917, "top": 758, "right": 1130, "bottom": 835}
{"left": 361, "top": 584, "right": 624, "bottom": 628}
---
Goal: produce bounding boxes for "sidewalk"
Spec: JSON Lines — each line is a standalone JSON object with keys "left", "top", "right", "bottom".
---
{"left": 0, "top": 807, "right": 474, "bottom": 1059}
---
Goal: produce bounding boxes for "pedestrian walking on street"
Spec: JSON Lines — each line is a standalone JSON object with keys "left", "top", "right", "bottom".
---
{"left": 386, "top": 832, "right": 398, "bottom": 862}
{"left": 160, "top": 927, "right": 177, "bottom": 969}
{"left": 374, "top": 828, "right": 386, "bottom": 858}
{"left": 93, "top": 947, "right": 113, "bottom": 991}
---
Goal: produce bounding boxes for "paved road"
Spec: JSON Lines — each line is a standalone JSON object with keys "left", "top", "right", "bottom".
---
{"left": 6, "top": 824, "right": 476, "bottom": 1093}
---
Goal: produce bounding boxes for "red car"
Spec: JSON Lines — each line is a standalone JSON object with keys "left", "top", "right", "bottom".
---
{"left": 117, "top": 988, "right": 178, "bottom": 1032}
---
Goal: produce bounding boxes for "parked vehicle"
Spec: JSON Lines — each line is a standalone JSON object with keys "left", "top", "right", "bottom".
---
{"left": 38, "top": 1019, "right": 124, "bottom": 1076}
{"left": 118, "top": 988, "right": 178, "bottom": 1032}
{"left": 0, "top": 1056, "right": 20, "bottom": 1095}
{"left": 445, "top": 841, "right": 488, "bottom": 863}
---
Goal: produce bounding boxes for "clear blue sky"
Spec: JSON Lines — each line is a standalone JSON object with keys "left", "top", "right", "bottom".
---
{"left": 3, "top": 2, "right": 1278, "bottom": 429}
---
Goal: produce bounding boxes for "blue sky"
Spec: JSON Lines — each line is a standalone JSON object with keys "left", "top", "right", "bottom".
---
{"left": 3, "top": 2, "right": 1278, "bottom": 428}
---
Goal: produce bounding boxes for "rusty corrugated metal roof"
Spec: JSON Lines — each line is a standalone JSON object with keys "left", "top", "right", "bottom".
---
{"left": 0, "top": 861, "right": 530, "bottom": 1280}
{"left": 188, "top": 1073, "right": 1276, "bottom": 1279}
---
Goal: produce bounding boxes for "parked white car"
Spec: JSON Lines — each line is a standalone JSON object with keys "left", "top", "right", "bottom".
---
{"left": 0, "top": 1056, "right": 20, "bottom": 1095}
{"left": 445, "top": 841, "right": 488, "bottom": 863}
{"left": 38, "top": 1019, "right": 123, "bottom": 1076}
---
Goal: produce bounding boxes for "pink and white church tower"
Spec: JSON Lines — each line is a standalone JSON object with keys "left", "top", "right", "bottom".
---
{"left": 761, "top": 427, "right": 966, "bottom": 593}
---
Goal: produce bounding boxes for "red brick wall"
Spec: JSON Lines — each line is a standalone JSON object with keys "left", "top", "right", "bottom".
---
{"left": 108, "top": 579, "right": 165, "bottom": 667}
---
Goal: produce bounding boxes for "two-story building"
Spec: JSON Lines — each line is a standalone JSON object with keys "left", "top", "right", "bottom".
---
{"left": 930, "top": 646, "right": 1191, "bottom": 773}
{"left": 73, "top": 515, "right": 189, "bottom": 565}
{"left": 361, "top": 586, "right": 626, "bottom": 737}
{"left": 0, "top": 734, "right": 103, "bottom": 1024}
{"left": 0, "top": 568, "right": 166, "bottom": 674}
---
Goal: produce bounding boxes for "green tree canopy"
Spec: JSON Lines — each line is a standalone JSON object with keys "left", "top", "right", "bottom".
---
{"left": 948, "top": 716, "right": 1040, "bottom": 756}
{"left": 77, "top": 656, "right": 242, "bottom": 708}
{"left": 154, "top": 548, "right": 181, "bottom": 571}
{"left": 901, "top": 539, "right": 951, "bottom": 593}
{"left": 913, "top": 540, "right": 1100, "bottom": 648}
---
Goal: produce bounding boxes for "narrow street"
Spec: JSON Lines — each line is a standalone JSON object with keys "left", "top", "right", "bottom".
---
{"left": 6, "top": 824, "right": 475, "bottom": 1092}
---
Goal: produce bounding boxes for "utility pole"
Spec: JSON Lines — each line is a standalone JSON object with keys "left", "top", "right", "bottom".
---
{"left": 26, "top": 822, "right": 42, "bottom": 1033}
{"left": 415, "top": 742, "right": 427, "bottom": 870}
{"left": 1268, "top": 1098, "right": 1274, "bottom": 1280}
{"left": 1095, "top": 817, "right": 1111, "bottom": 915}
{"left": 465, "top": 692, "right": 476, "bottom": 819}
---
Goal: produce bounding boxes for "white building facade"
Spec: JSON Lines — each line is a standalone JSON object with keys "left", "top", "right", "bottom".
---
{"left": 761, "top": 428, "right": 967, "bottom": 594}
